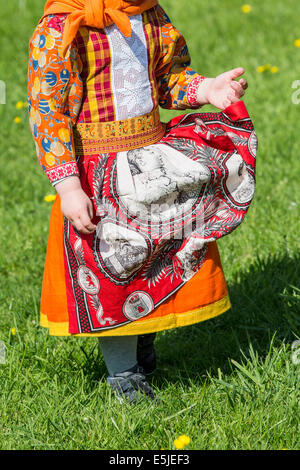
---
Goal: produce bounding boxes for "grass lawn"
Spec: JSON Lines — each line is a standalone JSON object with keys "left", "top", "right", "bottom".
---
{"left": 0, "top": 0, "right": 299, "bottom": 450}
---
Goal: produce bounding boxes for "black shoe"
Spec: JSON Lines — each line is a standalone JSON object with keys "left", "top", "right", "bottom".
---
{"left": 107, "top": 364, "right": 158, "bottom": 404}
{"left": 137, "top": 333, "right": 157, "bottom": 375}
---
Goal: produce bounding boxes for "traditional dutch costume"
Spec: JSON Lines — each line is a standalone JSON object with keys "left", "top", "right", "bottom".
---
{"left": 28, "top": 0, "right": 257, "bottom": 339}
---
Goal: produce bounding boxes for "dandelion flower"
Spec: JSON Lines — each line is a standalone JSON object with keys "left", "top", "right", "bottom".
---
{"left": 174, "top": 434, "right": 191, "bottom": 449}
{"left": 16, "top": 101, "right": 24, "bottom": 109}
{"left": 14, "top": 116, "right": 21, "bottom": 124}
{"left": 177, "top": 435, "right": 191, "bottom": 446}
{"left": 270, "top": 66, "right": 279, "bottom": 73}
{"left": 44, "top": 194, "right": 56, "bottom": 202}
{"left": 11, "top": 327, "right": 16, "bottom": 335}
{"left": 174, "top": 439, "right": 185, "bottom": 450}
{"left": 256, "top": 65, "right": 266, "bottom": 73}
{"left": 241, "top": 5, "right": 252, "bottom": 14}
{"left": 294, "top": 39, "right": 300, "bottom": 48}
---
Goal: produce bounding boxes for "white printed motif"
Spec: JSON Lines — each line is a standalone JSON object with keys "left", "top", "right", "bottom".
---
{"left": 97, "top": 219, "right": 149, "bottom": 280}
{"left": 77, "top": 266, "right": 100, "bottom": 295}
{"left": 123, "top": 291, "right": 154, "bottom": 321}
{"left": 105, "top": 15, "right": 153, "bottom": 120}
{"left": 116, "top": 143, "right": 211, "bottom": 226}
{"left": 248, "top": 131, "right": 258, "bottom": 158}
{"left": 224, "top": 152, "right": 255, "bottom": 204}
{"left": 90, "top": 295, "right": 117, "bottom": 327}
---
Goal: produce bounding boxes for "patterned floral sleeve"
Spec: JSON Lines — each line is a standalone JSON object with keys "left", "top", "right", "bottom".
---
{"left": 155, "top": 6, "right": 205, "bottom": 110}
{"left": 28, "top": 15, "right": 83, "bottom": 186}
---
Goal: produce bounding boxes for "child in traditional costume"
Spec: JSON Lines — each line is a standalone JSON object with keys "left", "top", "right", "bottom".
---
{"left": 28, "top": 0, "right": 257, "bottom": 403}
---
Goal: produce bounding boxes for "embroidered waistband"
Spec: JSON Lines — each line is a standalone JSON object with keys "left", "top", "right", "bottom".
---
{"left": 73, "top": 108, "right": 166, "bottom": 155}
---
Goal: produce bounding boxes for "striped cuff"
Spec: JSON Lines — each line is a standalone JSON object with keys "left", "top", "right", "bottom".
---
{"left": 46, "top": 162, "right": 79, "bottom": 186}
{"left": 187, "top": 75, "right": 205, "bottom": 108}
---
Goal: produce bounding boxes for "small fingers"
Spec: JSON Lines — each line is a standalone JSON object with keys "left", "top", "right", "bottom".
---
{"left": 68, "top": 215, "right": 96, "bottom": 234}
{"left": 239, "top": 78, "right": 248, "bottom": 90}
{"left": 70, "top": 218, "right": 88, "bottom": 234}
{"left": 87, "top": 200, "right": 95, "bottom": 221}
{"left": 80, "top": 212, "right": 97, "bottom": 233}
{"left": 226, "top": 67, "right": 245, "bottom": 81}
{"left": 81, "top": 220, "right": 97, "bottom": 233}
{"left": 82, "top": 223, "right": 97, "bottom": 234}
{"left": 231, "top": 81, "right": 245, "bottom": 98}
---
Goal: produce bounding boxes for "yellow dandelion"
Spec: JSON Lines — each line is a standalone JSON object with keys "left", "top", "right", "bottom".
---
{"left": 174, "top": 434, "right": 191, "bottom": 449}
{"left": 174, "top": 439, "right": 185, "bottom": 450}
{"left": 177, "top": 435, "right": 191, "bottom": 446}
{"left": 16, "top": 101, "right": 24, "bottom": 109}
{"left": 294, "top": 39, "right": 300, "bottom": 48}
{"left": 14, "top": 116, "right": 21, "bottom": 124}
{"left": 44, "top": 194, "right": 56, "bottom": 202}
{"left": 241, "top": 4, "right": 252, "bottom": 14}
{"left": 270, "top": 66, "right": 279, "bottom": 73}
{"left": 11, "top": 327, "right": 16, "bottom": 335}
{"left": 256, "top": 65, "right": 266, "bottom": 73}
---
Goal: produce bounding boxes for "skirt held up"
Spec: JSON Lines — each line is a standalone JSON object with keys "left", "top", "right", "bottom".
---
{"left": 40, "top": 101, "right": 257, "bottom": 336}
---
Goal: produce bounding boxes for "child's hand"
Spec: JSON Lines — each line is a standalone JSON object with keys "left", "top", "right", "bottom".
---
{"left": 55, "top": 176, "right": 97, "bottom": 234}
{"left": 196, "top": 68, "right": 248, "bottom": 110}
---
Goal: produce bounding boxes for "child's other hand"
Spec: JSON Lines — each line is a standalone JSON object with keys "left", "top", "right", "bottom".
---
{"left": 196, "top": 68, "right": 248, "bottom": 110}
{"left": 55, "top": 176, "right": 97, "bottom": 234}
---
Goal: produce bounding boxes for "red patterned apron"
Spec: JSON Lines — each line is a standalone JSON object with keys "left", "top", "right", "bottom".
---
{"left": 62, "top": 101, "right": 257, "bottom": 334}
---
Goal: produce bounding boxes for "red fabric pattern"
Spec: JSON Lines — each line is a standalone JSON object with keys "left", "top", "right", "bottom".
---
{"left": 63, "top": 102, "right": 257, "bottom": 334}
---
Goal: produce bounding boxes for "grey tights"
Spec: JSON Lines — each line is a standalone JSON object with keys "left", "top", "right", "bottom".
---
{"left": 98, "top": 335, "right": 138, "bottom": 376}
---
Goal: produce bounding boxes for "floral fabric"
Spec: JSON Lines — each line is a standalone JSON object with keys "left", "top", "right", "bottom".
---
{"left": 27, "top": 6, "right": 204, "bottom": 185}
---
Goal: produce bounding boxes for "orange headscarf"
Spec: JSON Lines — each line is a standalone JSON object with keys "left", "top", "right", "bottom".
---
{"left": 42, "top": 0, "right": 158, "bottom": 56}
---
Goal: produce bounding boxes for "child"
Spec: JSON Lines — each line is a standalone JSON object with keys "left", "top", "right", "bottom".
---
{"left": 28, "top": 0, "right": 257, "bottom": 403}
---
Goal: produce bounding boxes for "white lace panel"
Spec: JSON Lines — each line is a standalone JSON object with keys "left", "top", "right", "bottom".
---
{"left": 105, "top": 15, "right": 154, "bottom": 120}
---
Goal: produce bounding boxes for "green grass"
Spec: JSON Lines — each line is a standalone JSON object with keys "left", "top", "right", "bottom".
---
{"left": 0, "top": 0, "right": 299, "bottom": 450}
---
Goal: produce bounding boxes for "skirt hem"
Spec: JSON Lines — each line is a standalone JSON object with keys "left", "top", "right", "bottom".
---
{"left": 40, "top": 294, "right": 231, "bottom": 337}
